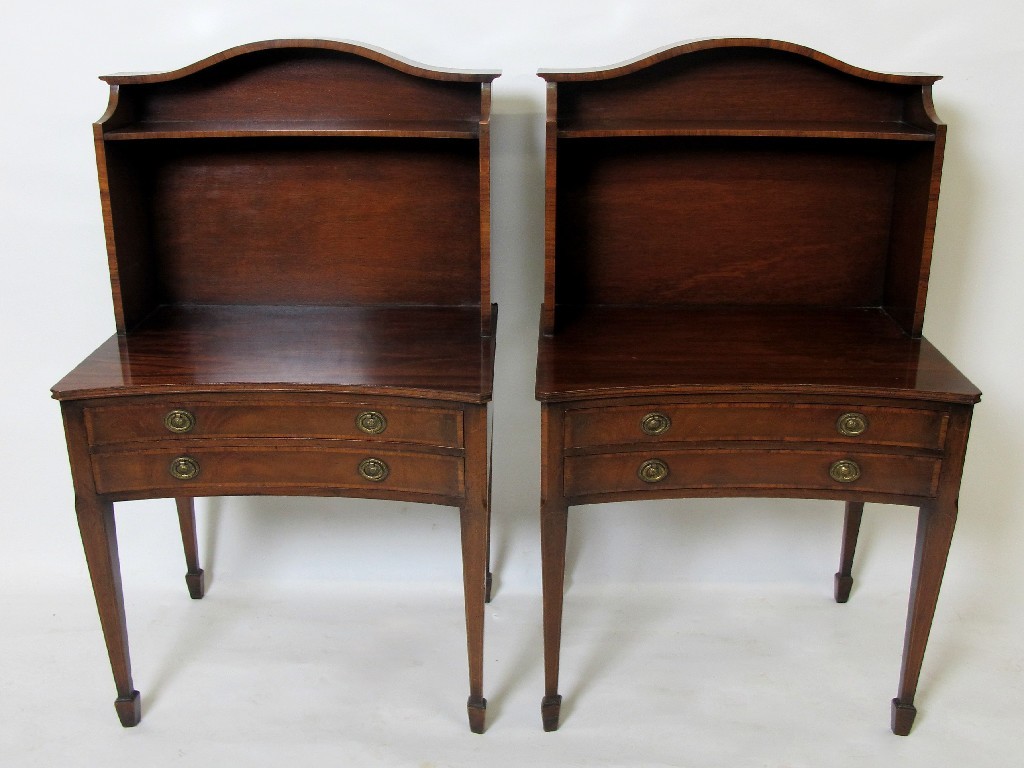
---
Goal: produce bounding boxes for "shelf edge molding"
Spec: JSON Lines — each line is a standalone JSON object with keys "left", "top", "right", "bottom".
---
{"left": 538, "top": 37, "right": 940, "bottom": 84}
{"left": 101, "top": 38, "right": 501, "bottom": 85}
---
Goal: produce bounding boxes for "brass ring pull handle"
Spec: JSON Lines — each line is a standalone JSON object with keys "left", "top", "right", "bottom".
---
{"left": 836, "top": 412, "right": 868, "bottom": 437}
{"left": 164, "top": 409, "right": 196, "bottom": 433}
{"left": 829, "top": 459, "right": 861, "bottom": 483}
{"left": 358, "top": 457, "right": 390, "bottom": 482}
{"left": 638, "top": 458, "right": 669, "bottom": 484}
{"left": 640, "top": 412, "right": 672, "bottom": 436}
{"left": 169, "top": 456, "right": 200, "bottom": 481}
{"left": 356, "top": 411, "right": 387, "bottom": 435}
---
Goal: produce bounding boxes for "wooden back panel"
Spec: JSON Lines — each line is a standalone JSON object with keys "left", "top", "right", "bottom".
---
{"left": 557, "top": 46, "right": 913, "bottom": 128}
{"left": 119, "top": 48, "right": 483, "bottom": 125}
{"left": 556, "top": 138, "right": 914, "bottom": 308}
{"left": 109, "top": 138, "right": 480, "bottom": 307}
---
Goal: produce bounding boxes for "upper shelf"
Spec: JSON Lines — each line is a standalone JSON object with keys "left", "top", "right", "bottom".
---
{"left": 96, "top": 40, "right": 497, "bottom": 141}
{"left": 102, "top": 38, "right": 500, "bottom": 84}
{"left": 555, "top": 119, "right": 935, "bottom": 141}
{"left": 542, "top": 39, "right": 944, "bottom": 148}
{"left": 103, "top": 119, "right": 483, "bottom": 140}
{"left": 539, "top": 38, "right": 939, "bottom": 84}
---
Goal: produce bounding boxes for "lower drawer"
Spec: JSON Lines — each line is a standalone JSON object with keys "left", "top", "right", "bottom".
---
{"left": 564, "top": 449, "right": 940, "bottom": 499}
{"left": 92, "top": 446, "right": 464, "bottom": 498}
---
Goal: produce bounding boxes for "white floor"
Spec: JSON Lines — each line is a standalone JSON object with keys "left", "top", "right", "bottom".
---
{"left": 4, "top": 521, "right": 1021, "bottom": 768}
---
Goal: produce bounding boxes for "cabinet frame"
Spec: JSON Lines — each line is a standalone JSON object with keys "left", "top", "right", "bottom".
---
{"left": 54, "top": 39, "right": 499, "bottom": 734}
{"left": 535, "top": 38, "right": 980, "bottom": 735}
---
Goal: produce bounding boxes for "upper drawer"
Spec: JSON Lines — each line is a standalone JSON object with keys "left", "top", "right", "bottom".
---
{"left": 564, "top": 403, "right": 947, "bottom": 451}
{"left": 85, "top": 401, "right": 462, "bottom": 448}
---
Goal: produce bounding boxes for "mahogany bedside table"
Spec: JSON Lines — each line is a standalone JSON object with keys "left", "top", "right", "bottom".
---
{"left": 535, "top": 39, "right": 980, "bottom": 735}
{"left": 52, "top": 40, "right": 499, "bottom": 733}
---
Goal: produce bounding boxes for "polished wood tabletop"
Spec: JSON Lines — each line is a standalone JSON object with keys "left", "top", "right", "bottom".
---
{"left": 536, "top": 307, "right": 979, "bottom": 403}
{"left": 54, "top": 304, "right": 496, "bottom": 403}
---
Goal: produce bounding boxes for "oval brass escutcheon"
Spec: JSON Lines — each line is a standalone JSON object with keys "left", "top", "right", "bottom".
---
{"left": 638, "top": 458, "right": 669, "bottom": 484}
{"left": 640, "top": 412, "right": 672, "bottom": 436}
{"left": 836, "top": 412, "right": 868, "bottom": 437}
{"left": 164, "top": 409, "right": 196, "bottom": 433}
{"left": 169, "top": 456, "right": 200, "bottom": 481}
{"left": 356, "top": 411, "right": 387, "bottom": 435}
{"left": 829, "top": 459, "right": 861, "bottom": 483}
{"left": 358, "top": 457, "right": 390, "bottom": 482}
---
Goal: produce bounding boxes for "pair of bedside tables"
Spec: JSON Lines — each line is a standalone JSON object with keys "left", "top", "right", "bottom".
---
{"left": 53, "top": 38, "right": 980, "bottom": 736}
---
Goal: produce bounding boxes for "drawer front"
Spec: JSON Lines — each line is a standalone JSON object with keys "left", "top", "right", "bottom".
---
{"left": 565, "top": 403, "right": 947, "bottom": 450}
{"left": 564, "top": 449, "right": 940, "bottom": 499}
{"left": 86, "top": 402, "right": 462, "bottom": 448}
{"left": 92, "top": 446, "right": 464, "bottom": 498}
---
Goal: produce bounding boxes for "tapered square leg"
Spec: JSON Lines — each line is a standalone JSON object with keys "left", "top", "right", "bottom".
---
{"left": 175, "top": 497, "right": 205, "bottom": 599}
{"left": 891, "top": 499, "right": 958, "bottom": 735}
{"left": 834, "top": 501, "right": 864, "bottom": 603}
{"left": 460, "top": 405, "right": 490, "bottom": 733}
{"left": 459, "top": 501, "right": 488, "bottom": 733}
{"left": 888, "top": 408, "right": 972, "bottom": 735}
{"left": 541, "top": 498, "right": 568, "bottom": 732}
{"left": 63, "top": 403, "right": 142, "bottom": 727}
{"left": 75, "top": 492, "right": 140, "bottom": 727}
{"left": 485, "top": 415, "right": 494, "bottom": 606}
{"left": 540, "top": 404, "right": 568, "bottom": 731}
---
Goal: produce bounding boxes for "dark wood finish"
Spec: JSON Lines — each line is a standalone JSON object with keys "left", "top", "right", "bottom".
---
{"left": 555, "top": 140, "right": 908, "bottom": 309}
{"left": 104, "top": 121, "right": 483, "bottom": 139}
{"left": 86, "top": 398, "right": 463, "bottom": 448}
{"left": 54, "top": 40, "right": 498, "bottom": 733}
{"left": 834, "top": 501, "right": 864, "bottom": 603}
{"left": 892, "top": 405, "right": 973, "bottom": 735}
{"left": 540, "top": 40, "right": 944, "bottom": 339}
{"left": 536, "top": 307, "right": 979, "bottom": 403}
{"left": 91, "top": 443, "right": 465, "bottom": 497}
{"left": 461, "top": 405, "right": 489, "bottom": 733}
{"left": 175, "top": 497, "right": 205, "bottom": 599}
{"left": 556, "top": 119, "right": 935, "bottom": 140}
{"left": 565, "top": 449, "right": 940, "bottom": 499}
{"left": 54, "top": 305, "right": 494, "bottom": 403}
{"left": 536, "top": 39, "right": 979, "bottom": 734}
{"left": 565, "top": 401, "right": 948, "bottom": 451}
{"left": 100, "top": 138, "right": 481, "bottom": 315}
{"left": 62, "top": 404, "right": 140, "bottom": 726}
{"left": 540, "top": 404, "right": 568, "bottom": 732}
{"left": 93, "top": 40, "right": 497, "bottom": 335}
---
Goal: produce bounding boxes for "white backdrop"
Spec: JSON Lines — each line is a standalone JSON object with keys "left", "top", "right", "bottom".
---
{"left": 2, "top": 2, "right": 1022, "bottom": 765}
